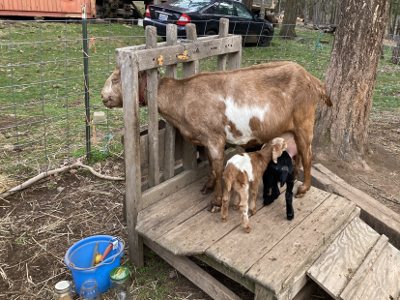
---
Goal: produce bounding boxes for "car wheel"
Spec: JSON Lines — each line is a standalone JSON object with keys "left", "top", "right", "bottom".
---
{"left": 258, "top": 29, "right": 272, "bottom": 47}
{"left": 205, "top": 30, "right": 218, "bottom": 36}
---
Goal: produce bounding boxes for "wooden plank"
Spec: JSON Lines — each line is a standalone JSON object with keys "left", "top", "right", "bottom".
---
{"left": 163, "top": 122, "right": 176, "bottom": 181}
{"left": 344, "top": 243, "right": 400, "bottom": 300}
{"left": 308, "top": 163, "right": 400, "bottom": 250}
{"left": 137, "top": 176, "right": 210, "bottom": 240}
{"left": 195, "top": 254, "right": 256, "bottom": 293}
{"left": 217, "top": 18, "right": 229, "bottom": 71}
{"left": 141, "top": 147, "right": 238, "bottom": 211}
{"left": 143, "top": 237, "right": 242, "bottom": 300}
{"left": 146, "top": 26, "right": 160, "bottom": 188}
{"left": 276, "top": 207, "right": 360, "bottom": 300}
{"left": 307, "top": 217, "right": 380, "bottom": 298}
{"left": 340, "top": 234, "right": 389, "bottom": 300}
{"left": 155, "top": 183, "right": 268, "bottom": 256}
{"left": 181, "top": 23, "right": 199, "bottom": 171}
{"left": 119, "top": 51, "right": 144, "bottom": 267}
{"left": 115, "top": 35, "right": 220, "bottom": 67}
{"left": 205, "top": 184, "right": 330, "bottom": 276}
{"left": 140, "top": 161, "right": 210, "bottom": 211}
{"left": 116, "top": 35, "right": 242, "bottom": 70}
{"left": 246, "top": 194, "right": 357, "bottom": 296}
{"left": 163, "top": 24, "right": 178, "bottom": 182}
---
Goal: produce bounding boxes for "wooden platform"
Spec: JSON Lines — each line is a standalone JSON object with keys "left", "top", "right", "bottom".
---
{"left": 136, "top": 176, "right": 360, "bottom": 299}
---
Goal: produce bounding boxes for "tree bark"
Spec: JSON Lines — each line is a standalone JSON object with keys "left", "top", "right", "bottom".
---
{"left": 313, "top": 0, "right": 390, "bottom": 166}
{"left": 280, "top": 0, "right": 298, "bottom": 38}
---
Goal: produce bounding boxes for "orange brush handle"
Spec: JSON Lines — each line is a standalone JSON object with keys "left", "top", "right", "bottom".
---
{"left": 100, "top": 244, "right": 113, "bottom": 262}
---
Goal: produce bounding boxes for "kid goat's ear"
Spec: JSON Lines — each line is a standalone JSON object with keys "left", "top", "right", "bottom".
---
{"left": 272, "top": 144, "right": 283, "bottom": 164}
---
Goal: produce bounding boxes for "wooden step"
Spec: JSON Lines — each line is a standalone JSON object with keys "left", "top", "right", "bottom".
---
{"left": 340, "top": 239, "right": 400, "bottom": 300}
{"left": 307, "top": 217, "right": 381, "bottom": 298}
{"left": 339, "top": 234, "right": 389, "bottom": 300}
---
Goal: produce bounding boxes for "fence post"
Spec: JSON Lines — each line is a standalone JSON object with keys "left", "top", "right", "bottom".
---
{"left": 82, "top": 4, "right": 91, "bottom": 162}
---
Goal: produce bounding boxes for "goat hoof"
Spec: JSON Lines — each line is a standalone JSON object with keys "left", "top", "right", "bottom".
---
{"left": 251, "top": 209, "right": 257, "bottom": 215}
{"left": 200, "top": 185, "right": 214, "bottom": 195}
{"left": 233, "top": 205, "right": 240, "bottom": 211}
{"left": 221, "top": 217, "right": 227, "bottom": 223}
{"left": 244, "top": 226, "right": 252, "bottom": 233}
{"left": 211, "top": 206, "right": 221, "bottom": 213}
{"left": 287, "top": 214, "right": 294, "bottom": 221}
{"left": 295, "top": 185, "right": 309, "bottom": 198}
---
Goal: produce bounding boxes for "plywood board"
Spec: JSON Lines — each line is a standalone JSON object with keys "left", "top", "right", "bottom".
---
{"left": 205, "top": 184, "right": 330, "bottom": 276}
{"left": 340, "top": 234, "right": 389, "bottom": 300}
{"left": 344, "top": 243, "right": 400, "bottom": 300}
{"left": 246, "top": 194, "right": 357, "bottom": 295}
{"left": 307, "top": 217, "right": 380, "bottom": 298}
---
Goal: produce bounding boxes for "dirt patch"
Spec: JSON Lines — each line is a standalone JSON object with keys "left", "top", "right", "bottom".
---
{"left": 315, "top": 119, "right": 400, "bottom": 214}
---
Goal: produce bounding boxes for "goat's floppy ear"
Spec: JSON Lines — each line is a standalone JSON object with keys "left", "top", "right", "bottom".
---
{"left": 272, "top": 144, "right": 283, "bottom": 164}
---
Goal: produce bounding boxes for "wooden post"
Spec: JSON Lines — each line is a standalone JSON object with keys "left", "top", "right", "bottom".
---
{"left": 228, "top": 43, "right": 242, "bottom": 71}
{"left": 163, "top": 24, "right": 178, "bottom": 182}
{"left": 217, "top": 18, "right": 229, "bottom": 71}
{"left": 181, "top": 23, "right": 199, "bottom": 171}
{"left": 254, "top": 284, "right": 275, "bottom": 300}
{"left": 146, "top": 26, "right": 160, "bottom": 188}
{"left": 260, "top": 0, "right": 266, "bottom": 20}
{"left": 119, "top": 50, "right": 144, "bottom": 268}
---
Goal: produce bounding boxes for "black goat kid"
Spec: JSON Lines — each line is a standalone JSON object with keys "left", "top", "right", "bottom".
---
{"left": 245, "top": 145, "right": 294, "bottom": 220}
{"left": 263, "top": 151, "right": 295, "bottom": 220}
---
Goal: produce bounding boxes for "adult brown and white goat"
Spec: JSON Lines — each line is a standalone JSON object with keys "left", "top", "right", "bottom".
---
{"left": 222, "top": 137, "right": 287, "bottom": 233}
{"left": 101, "top": 61, "right": 332, "bottom": 211}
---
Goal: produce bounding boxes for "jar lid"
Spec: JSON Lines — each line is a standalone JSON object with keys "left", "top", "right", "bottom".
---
{"left": 109, "top": 266, "right": 130, "bottom": 281}
{"left": 55, "top": 280, "right": 71, "bottom": 292}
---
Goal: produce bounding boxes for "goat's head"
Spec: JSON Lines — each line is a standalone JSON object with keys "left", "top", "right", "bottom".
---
{"left": 101, "top": 68, "right": 148, "bottom": 108}
{"left": 262, "top": 137, "right": 287, "bottom": 164}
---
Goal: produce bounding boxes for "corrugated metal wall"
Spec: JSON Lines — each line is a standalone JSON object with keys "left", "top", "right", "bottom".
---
{"left": 0, "top": 0, "right": 95, "bottom": 18}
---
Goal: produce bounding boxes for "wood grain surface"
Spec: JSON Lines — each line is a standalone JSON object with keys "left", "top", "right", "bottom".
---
{"left": 307, "top": 217, "right": 380, "bottom": 298}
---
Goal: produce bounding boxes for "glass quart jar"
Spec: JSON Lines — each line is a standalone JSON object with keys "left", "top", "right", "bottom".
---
{"left": 79, "top": 278, "right": 100, "bottom": 300}
{"left": 54, "top": 280, "right": 74, "bottom": 300}
{"left": 109, "top": 266, "right": 131, "bottom": 300}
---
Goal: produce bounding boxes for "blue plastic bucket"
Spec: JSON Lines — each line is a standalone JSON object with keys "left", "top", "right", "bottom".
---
{"left": 65, "top": 235, "right": 125, "bottom": 294}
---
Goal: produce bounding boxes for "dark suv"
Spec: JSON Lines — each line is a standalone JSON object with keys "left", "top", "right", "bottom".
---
{"left": 143, "top": 0, "right": 274, "bottom": 46}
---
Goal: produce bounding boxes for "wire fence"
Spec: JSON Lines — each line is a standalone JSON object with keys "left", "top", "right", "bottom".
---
{"left": 0, "top": 18, "right": 399, "bottom": 193}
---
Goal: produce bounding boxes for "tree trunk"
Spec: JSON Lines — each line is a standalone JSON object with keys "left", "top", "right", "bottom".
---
{"left": 391, "top": 37, "right": 400, "bottom": 65}
{"left": 304, "top": 0, "right": 307, "bottom": 23}
{"left": 390, "top": 13, "right": 398, "bottom": 34}
{"left": 313, "top": 0, "right": 390, "bottom": 166}
{"left": 280, "top": 0, "right": 298, "bottom": 38}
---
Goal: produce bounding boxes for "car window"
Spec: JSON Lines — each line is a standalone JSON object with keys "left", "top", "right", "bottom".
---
{"left": 168, "top": 0, "right": 211, "bottom": 11}
{"left": 234, "top": 2, "right": 253, "bottom": 18}
{"left": 204, "top": 1, "right": 234, "bottom": 15}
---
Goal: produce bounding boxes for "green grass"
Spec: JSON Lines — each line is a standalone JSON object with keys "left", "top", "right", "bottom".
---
{"left": 0, "top": 21, "right": 399, "bottom": 182}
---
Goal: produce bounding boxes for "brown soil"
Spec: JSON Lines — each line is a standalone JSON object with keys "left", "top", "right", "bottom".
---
{"left": 315, "top": 118, "right": 400, "bottom": 214}
{"left": 0, "top": 117, "right": 399, "bottom": 300}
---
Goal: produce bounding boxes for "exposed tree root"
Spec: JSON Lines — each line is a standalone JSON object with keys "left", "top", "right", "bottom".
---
{"left": 0, "top": 160, "right": 124, "bottom": 199}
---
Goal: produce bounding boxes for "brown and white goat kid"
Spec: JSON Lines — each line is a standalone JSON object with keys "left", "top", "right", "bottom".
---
{"left": 101, "top": 62, "right": 333, "bottom": 211}
{"left": 222, "top": 137, "right": 287, "bottom": 233}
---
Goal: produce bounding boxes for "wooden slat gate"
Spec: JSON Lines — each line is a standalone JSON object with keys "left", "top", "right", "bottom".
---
{"left": 117, "top": 19, "right": 244, "bottom": 299}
